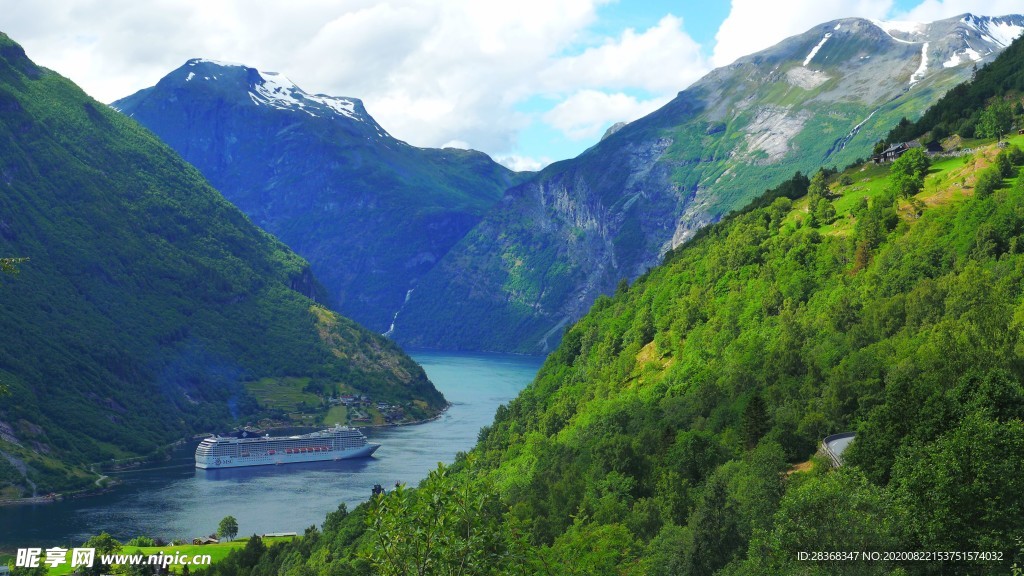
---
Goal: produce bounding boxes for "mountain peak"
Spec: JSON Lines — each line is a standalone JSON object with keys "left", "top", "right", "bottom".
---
{"left": 867, "top": 18, "right": 927, "bottom": 36}
{"left": 958, "top": 13, "right": 1024, "bottom": 47}
{"left": 186, "top": 57, "right": 247, "bottom": 68}
{"left": 724, "top": 12, "right": 1024, "bottom": 92}
{"left": 158, "top": 57, "right": 375, "bottom": 126}
{"left": 0, "top": 32, "right": 42, "bottom": 79}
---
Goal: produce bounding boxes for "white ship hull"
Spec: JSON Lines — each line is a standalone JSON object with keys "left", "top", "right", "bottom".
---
{"left": 196, "top": 443, "right": 379, "bottom": 469}
{"left": 195, "top": 425, "right": 380, "bottom": 469}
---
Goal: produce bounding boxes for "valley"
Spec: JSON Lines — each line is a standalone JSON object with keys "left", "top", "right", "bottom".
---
{"left": 0, "top": 33, "right": 445, "bottom": 500}
{"left": 3, "top": 7, "right": 1024, "bottom": 575}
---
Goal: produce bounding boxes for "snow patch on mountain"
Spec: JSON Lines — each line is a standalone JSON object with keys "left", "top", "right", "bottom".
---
{"left": 252, "top": 71, "right": 304, "bottom": 108}
{"left": 961, "top": 16, "right": 1024, "bottom": 47}
{"left": 306, "top": 94, "right": 358, "bottom": 119}
{"left": 191, "top": 58, "right": 246, "bottom": 68}
{"left": 869, "top": 19, "right": 925, "bottom": 44}
{"left": 803, "top": 33, "right": 832, "bottom": 66}
{"left": 874, "top": 19, "right": 927, "bottom": 35}
{"left": 182, "top": 58, "right": 365, "bottom": 123}
{"left": 943, "top": 45, "right": 984, "bottom": 68}
{"left": 910, "top": 42, "right": 929, "bottom": 85}
{"left": 245, "top": 70, "right": 363, "bottom": 122}
{"left": 984, "top": 21, "right": 1024, "bottom": 46}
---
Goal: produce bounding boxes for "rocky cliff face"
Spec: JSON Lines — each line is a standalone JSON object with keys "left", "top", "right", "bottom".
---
{"left": 113, "top": 61, "right": 523, "bottom": 333}
{"left": 392, "top": 14, "right": 1024, "bottom": 354}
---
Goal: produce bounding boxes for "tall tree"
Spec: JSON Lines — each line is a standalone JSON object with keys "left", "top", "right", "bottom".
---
{"left": 741, "top": 394, "right": 770, "bottom": 449}
{"left": 217, "top": 516, "right": 239, "bottom": 541}
{"left": 889, "top": 147, "right": 930, "bottom": 198}
{"left": 977, "top": 100, "right": 1015, "bottom": 140}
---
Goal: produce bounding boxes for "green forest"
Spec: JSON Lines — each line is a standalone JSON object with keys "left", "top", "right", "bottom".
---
{"left": 156, "top": 37, "right": 1024, "bottom": 576}
{"left": 183, "top": 144, "right": 1024, "bottom": 576}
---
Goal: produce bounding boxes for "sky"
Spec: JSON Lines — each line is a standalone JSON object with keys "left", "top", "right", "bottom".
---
{"left": 1, "top": 0, "right": 1023, "bottom": 171}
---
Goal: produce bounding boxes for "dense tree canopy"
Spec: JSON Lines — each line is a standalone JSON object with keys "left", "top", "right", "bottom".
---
{"left": 192, "top": 138, "right": 1024, "bottom": 576}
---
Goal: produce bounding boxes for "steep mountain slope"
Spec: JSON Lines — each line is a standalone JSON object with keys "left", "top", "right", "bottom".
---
{"left": 394, "top": 13, "right": 1024, "bottom": 354}
{"left": 201, "top": 114, "right": 1024, "bottom": 576}
{"left": 112, "top": 61, "right": 522, "bottom": 333}
{"left": 0, "top": 34, "right": 443, "bottom": 497}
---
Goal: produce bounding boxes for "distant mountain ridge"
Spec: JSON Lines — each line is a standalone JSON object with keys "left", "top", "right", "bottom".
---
{"left": 112, "top": 61, "right": 524, "bottom": 334}
{"left": 0, "top": 34, "right": 443, "bottom": 497}
{"left": 389, "top": 13, "right": 1024, "bottom": 354}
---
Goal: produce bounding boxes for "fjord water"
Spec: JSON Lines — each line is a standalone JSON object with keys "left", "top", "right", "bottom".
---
{"left": 1, "top": 351, "right": 542, "bottom": 549}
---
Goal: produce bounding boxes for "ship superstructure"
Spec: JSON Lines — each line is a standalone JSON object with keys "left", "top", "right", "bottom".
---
{"left": 195, "top": 424, "right": 379, "bottom": 469}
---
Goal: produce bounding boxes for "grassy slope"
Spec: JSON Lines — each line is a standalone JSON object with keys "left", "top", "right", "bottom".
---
{"left": 469, "top": 135, "right": 1024, "bottom": 572}
{"left": 35, "top": 536, "right": 296, "bottom": 576}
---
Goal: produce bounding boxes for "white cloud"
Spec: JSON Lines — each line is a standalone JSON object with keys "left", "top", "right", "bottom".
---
{"left": 543, "top": 90, "right": 672, "bottom": 141}
{"left": 712, "top": 0, "right": 894, "bottom": 67}
{"left": 18, "top": 1, "right": 1009, "bottom": 164}
{"left": 494, "top": 154, "right": 552, "bottom": 172}
{"left": 532, "top": 15, "right": 709, "bottom": 145}
{"left": 283, "top": 0, "right": 610, "bottom": 154}
{"left": 0, "top": 0, "right": 607, "bottom": 156}
{"left": 541, "top": 15, "right": 709, "bottom": 93}
{"left": 0, "top": 0, "right": 716, "bottom": 164}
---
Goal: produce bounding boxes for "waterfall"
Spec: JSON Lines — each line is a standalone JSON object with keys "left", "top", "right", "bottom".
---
{"left": 383, "top": 288, "right": 414, "bottom": 338}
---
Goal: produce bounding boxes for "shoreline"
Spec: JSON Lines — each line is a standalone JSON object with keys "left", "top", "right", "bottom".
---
{"left": 0, "top": 403, "right": 452, "bottom": 507}
{"left": 356, "top": 401, "right": 452, "bottom": 429}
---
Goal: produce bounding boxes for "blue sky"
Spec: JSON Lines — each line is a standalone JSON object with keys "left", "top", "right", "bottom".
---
{"left": 1, "top": 0, "right": 1020, "bottom": 170}
{"left": 594, "top": 1, "right": 732, "bottom": 49}
{"left": 513, "top": 1, "right": 728, "bottom": 164}
{"left": 511, "top": 0, "right": 937, "bottom": 167}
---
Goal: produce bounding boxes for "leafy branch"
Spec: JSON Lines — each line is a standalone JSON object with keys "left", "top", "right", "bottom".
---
{"left": 0, "top": 257, "right": 27, "bottom": 276}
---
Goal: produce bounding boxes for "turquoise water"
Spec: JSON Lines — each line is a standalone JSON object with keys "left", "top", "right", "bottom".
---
{"left": 1, "top": 351, "right": 541, "bottom": 548}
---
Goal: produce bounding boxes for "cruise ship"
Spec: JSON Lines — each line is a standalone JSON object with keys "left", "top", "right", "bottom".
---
{"left": 195, "top": 424, "right": 380, "bottom": 469}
